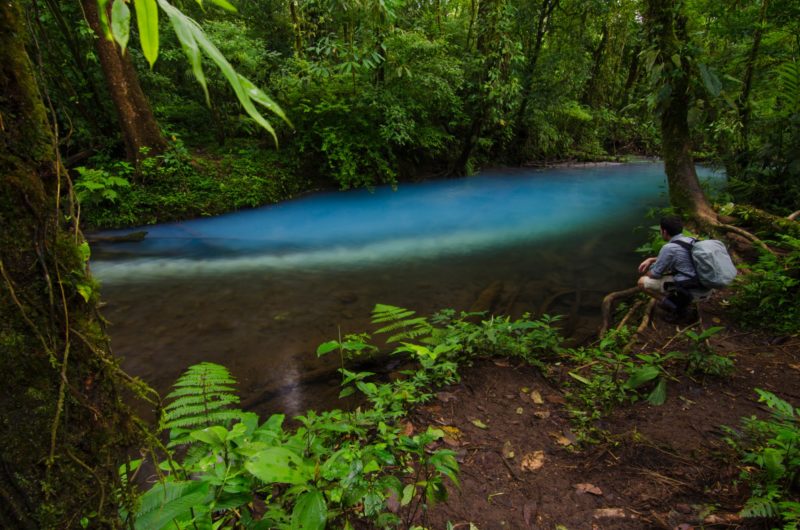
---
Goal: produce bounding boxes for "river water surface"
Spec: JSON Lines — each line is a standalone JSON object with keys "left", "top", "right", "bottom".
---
{"left": 92, "top": 162, "right": 719, "bottom": 417}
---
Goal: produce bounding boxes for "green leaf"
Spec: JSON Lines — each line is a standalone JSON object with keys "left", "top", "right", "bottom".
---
{"left": 246, "top": 447, "right": 309, "bottom": 485}
{"left": 208, "top": 0, "right": 237, "bottom": 11}
{"left": 97, "top": 0, "right": 113, "bottom": 40}
{"left": 568, "top": 372, "right": 591, "bottom": 385}
{"left": 698, "top": 63, "right": 721, "bottom": 97}
{"left": 316, "top": 340, "right": 340, "bottom": 356}
{"left": 159, "top": 1, "right": 208, "bottom": 103}
{"left": 135, "top": 0, "right": 159, "bottom": 67}
{"left": 291, "top": 489, "right": 327, "bottom": 530}
{"left": 763, "top": 447, "right": 785, "bottom": 479}
{"left": 134, "top": 481, "right": 210, "bottom": 530}
{"left": 190, "top": 425, "right": 228, "bottom": 447}
{"left": 401, "top": 484, "right": 415, "bottom": 506}
{"left": 110, "top": 0, "right": 131, "bottom": 51}
{"left": 647, "top": 378, "right": 667, "bottom": 406}
{"left": 625, "top": 365, "right": 660, "bottom": 389}
{"left": 76, "top": 282, "right": 93, "bottom": 303}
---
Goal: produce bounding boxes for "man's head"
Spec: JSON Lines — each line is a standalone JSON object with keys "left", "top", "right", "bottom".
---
{"left": 659, "top": 215, "right": 683, "bottom": 239}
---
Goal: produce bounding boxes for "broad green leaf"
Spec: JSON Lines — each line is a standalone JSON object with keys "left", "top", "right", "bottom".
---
{"left": 134, "top": 481, "right": 210, "bottom": 530}
{"left": 208, "top": 0, "right": 237, "bottom": 11}
{"left": 763, "top": 448, "right": 785, "bottom": 479}
{"left": 97, "top": 0, "right": 113, "bottom": 40}
{"left": 246, "top": 447, "right": 309, "bottom": 485}
{"left": 135, "top": 0, "right": 159, "bottom": 67}
{"left": 625, "top": 365, "right": 660, "bottom": 389}
{"left": 647, "top": 378, "right": 667, "bottom": 406}
{"left": 401, "top": 484, "right": 415, "bottom": 506}
{"left": 190, "top": 425, "right": 228, "bottom": 446}
{"left": 698, "top": 63, "right": 721, "bottom": 97}
{"left": 316, "top": 340, "right": 339, "bottom": 356}
{"left": 291, "top": 489, "right": 327, "bottom": 530}
{"left": 110, "top": 0, "right": 130, "bottom": 51}
{"left": 158, "top": 1, "right": 208, "bottom": 103}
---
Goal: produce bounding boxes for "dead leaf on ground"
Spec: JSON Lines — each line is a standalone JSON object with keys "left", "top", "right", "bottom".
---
{"left": 704, "top": 513, "right": 741, "bottom": 524}
{"left": 402, "top": 421, "right": 414, "bottom": 436}
{"left": 493, "top": 359, "right": 511, "bottom": 367}
{"left": 441, "top": 425, "right": 462, "bottom": 446}
{"left": 520, "top": 450, "right": 545, "bottom": 471}
{"left": 502, "top": 440, "right": 515, "bottom": 459}
{"left": 575, "top": 483, "right": 603, "bottom": 496}
{"left": 550, "top": 432, "right": 573, "bottom": 446}
{"left": 594, "top": 508, "right": 627, "bottom": 519}
{"left": 533, "top": 410, "right": 551, "bottom": 419}
{"left": 470, "top": 418, "right": 488, "bottom": 429}
{"left": 531, "top": 390, "right": 544, "bottom": 404}
{"left": 516, "top": 407, "right": 524, "bottom": 415}
{"left": 545, "top": 394, "right": 566, "bottom": 404}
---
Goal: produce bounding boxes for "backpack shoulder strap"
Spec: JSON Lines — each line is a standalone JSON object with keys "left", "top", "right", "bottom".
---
{"left": 670, "top": 239, "right": 694, "bottom": 251}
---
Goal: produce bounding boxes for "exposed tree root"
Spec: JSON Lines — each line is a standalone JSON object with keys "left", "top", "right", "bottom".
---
{"left": 715, "top": 222, "right": 776, "bottom": 256}
{"left": 599, "top": 287, "right": 639, "bottom": 338}
{"left": 616, "top": 300, "right": 645, "bottom": 331}
{"left": 788, "top": 210, "right": 800, "bottom": 221}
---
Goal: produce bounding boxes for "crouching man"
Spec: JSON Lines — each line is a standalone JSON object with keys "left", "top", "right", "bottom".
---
{"left": 637, "top": 216, "right": 705, "bottom": 321}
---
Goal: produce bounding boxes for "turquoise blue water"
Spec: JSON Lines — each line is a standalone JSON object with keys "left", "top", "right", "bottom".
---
{"left": 94, "top": 162, "right": 721, "bottom": 416}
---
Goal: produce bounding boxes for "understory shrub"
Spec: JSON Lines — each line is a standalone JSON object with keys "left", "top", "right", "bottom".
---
{"left": 123, "top": 305, "right": 566, "bottom": 529}
{"left": 723, "top": 389, "right": 800, "bottom": 528}
{"left": 729, "top": 234, "right": 800, "bottom": 334}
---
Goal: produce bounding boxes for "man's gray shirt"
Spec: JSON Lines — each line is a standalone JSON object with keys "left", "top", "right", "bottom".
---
{"left": 649, "top": 234, "right": 696, "bottom": 282}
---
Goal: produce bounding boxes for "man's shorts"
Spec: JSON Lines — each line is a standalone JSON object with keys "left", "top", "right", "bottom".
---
{"left": 641, "top": 275, "right": 674, "bottom": 293}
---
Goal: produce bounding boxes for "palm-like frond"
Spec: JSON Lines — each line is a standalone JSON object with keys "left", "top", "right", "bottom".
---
{"left": 161, "top": 362, "right": 242, "bottom": 447}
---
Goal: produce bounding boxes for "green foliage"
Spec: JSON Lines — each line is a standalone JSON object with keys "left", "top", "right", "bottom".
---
{"left": 565, "top": 324, "right": 734, "bottom": 442}
{"left": 74, "top": 164, "right": 132, "bottom": 208}
{"left": 723, "top": 389, "right": 800, "bottom": 528}
{"left": 730, "top": 235, "right": 800, "bottom": 334}
{"left": 160, "top": 362, "right": 242, "bottom": 447}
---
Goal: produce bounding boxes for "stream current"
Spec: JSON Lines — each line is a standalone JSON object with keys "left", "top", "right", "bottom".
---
{"left": 92, "top": 161, "right": 720, "bottom": 417}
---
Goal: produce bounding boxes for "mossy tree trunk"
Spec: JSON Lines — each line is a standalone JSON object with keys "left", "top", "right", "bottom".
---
{"left": 81, "top": 0, "right": 166, "bottom": 166}
{"left": 1, "top": 3, "right": 139, "bottom": 527}
{"left": 645, "top": 0, "right": 717, "bottom": 225}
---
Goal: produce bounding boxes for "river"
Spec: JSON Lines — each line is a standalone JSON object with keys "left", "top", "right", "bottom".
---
{"left": 91, "top": 161, "right": 720, "bottom": 417}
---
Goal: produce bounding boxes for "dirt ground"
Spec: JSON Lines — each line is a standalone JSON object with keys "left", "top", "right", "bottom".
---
{"left": 409, "top": 296, "right": 800, "bottom": 530}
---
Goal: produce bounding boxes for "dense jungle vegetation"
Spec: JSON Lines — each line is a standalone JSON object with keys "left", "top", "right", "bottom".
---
{"left": 1, "top": 0, "right": 800, "bottom": 528}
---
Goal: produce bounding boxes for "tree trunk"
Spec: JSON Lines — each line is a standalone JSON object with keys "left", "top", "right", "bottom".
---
{"left": 82, "top": 0, "right": 166, "bottom": 166}
{"left": 581, "top": 21, "right": 609, "bottom": 107}
{"left": 1, "top": 3, "right": 139, "bottom": 527}
{"left": 737, "top": 0, "right": 769, "bottom": 156}
{"left": 645, "top": 0, "right": 717, "bottom": 224}
{"left": 510, "top": 0, "right": 560, "bottom": 162}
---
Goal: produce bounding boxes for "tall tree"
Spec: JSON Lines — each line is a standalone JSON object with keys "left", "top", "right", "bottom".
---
{"left": 645, "top": 0, "right": 717, "bottom": 223}
{"left": 1, "top": 2, "right": 140, "bottom": 526}
{"left": 81, "top": 0, "right": 167, "bottom": 165}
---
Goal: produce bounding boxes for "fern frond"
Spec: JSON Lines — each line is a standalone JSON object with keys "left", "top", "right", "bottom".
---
{"left": 371, "top": 304, "right": 417, "bottom": 323}
{"left": 742, "top": 496, "right": 779, "bottom": 519}
{"left": 161, "top": 362, "right": 242, "bottom": 436}
{"left": 777, "top": 61, "right": 800, "bottom": 113}
{"left": 371, "top": 304, "right": 433, "bottom": 343}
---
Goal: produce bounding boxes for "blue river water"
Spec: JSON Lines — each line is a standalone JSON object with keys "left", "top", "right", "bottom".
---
{"left": 93, "top": 161, "right": 721, "bottom": 416}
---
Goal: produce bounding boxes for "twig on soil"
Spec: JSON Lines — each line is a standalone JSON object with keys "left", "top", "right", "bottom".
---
{"left": 496, "top": 452, "right": 522, "bottom": 482}
{"left": 657, "top": 321, "right": 701, "bottom": 352}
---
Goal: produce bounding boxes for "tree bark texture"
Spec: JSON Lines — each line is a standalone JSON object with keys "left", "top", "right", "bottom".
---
{"left": 82, "top": 0, "right": 166, "bottom": 165}
{"left": 645, "top": 0, "right": 716, "bottom": 224}
{"left": 1, "top": 4, "right": 138, "bottom": 527}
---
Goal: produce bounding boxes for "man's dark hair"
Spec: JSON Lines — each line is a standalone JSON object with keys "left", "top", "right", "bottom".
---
{"left": 660, "top": 215, "right": 683, "bottom": 237}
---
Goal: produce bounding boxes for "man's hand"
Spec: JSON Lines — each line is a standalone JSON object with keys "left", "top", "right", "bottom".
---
{"left": 638, "top": 257, "right": 657, "bottom": 274}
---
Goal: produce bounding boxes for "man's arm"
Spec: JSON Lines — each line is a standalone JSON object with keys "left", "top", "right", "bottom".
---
{"left": 638, "top": 257, "right": 657, "bottom": 274}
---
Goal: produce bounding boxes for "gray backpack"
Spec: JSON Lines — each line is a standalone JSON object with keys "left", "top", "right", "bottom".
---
{"left": 672, "top": 239, "right": 737, "bottom": 289}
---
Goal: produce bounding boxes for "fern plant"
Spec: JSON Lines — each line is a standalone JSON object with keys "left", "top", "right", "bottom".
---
{"left": 161, "top": 362, "right": 243, "bottom": 447}
{"left": 371, "top": 303, "right": 435, "bottom": 344}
